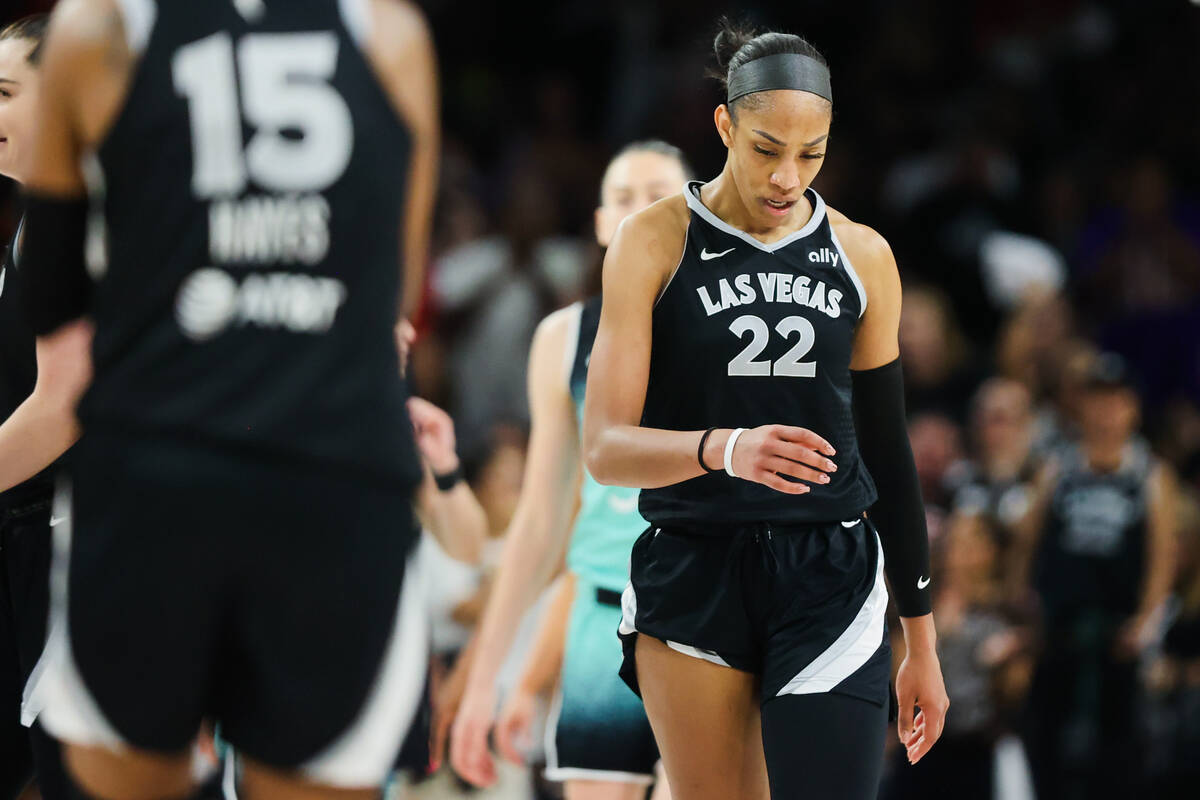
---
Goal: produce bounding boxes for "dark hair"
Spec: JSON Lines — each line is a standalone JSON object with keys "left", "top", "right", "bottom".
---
{"left": 0, "top": 13, "right": 49, "bottom": 66}
{"left": 708, "top": 18, "right": 830, "bottom": 119}
{"left": 598, "top": 139, "right": 694, "bottom": 204}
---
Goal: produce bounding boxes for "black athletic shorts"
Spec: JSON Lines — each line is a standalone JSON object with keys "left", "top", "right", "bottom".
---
{"left": 619, "top": 516, "right": 891, "bottom": 707}
{"left": 33, "top": 431, "right": 428, "bottom": 788}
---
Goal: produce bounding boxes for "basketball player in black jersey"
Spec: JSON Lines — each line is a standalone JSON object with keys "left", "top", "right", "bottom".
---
{"left": 583, "top": 24, "right": 948, "bottom": 799}
{"left": 17, "top": 1, "right": 438, "bottom": 798}
{"left": 0, "top": 15, "right": 69, "bottom": 800}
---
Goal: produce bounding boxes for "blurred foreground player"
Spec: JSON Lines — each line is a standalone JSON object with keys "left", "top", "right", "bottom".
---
{"left": 18, "top": 1, "right": 438, "bottom": 798}
{"left": 0, "top": 13, "right": 68, "bottom": 800}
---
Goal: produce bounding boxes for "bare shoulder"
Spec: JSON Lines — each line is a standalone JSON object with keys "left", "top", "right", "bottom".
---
{"left": 40, "top": 0, "right": 136, "bottom": 149}
{"left": 366, "top": 0, "right": 436, "bottom": 131}
{"left": 614, "top": 193, "right": 690, "bottom": 268}
{"left": 826, "top": 205, "right": 897, "bottom": 287}
{"left": 43, "top": 0, "right": 130, "bottom": 69}
{"left": 535, "top": 302, "right": 581, "bottom": 345}
{"left": 368, "top": 0, "right": 433, "bottom": 54}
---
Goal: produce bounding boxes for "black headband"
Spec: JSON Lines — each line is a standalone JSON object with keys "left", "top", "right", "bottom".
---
{"left": 726, "top": 53, "right": 832, "bottom": 105}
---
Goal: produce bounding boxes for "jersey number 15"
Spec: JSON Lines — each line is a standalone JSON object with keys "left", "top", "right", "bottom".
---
{"left": 173, "top": 31, "right": 354, "bottom": 198}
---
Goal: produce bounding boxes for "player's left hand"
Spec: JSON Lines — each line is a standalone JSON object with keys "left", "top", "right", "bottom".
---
{"left": 895, "top": 645, "right": 949, "bottom": 765}
{"left": 450, "top": 683, "right": 499, "bottom": 787}
{"left": 408, "top": 396, "right": 460, "bottom": 475}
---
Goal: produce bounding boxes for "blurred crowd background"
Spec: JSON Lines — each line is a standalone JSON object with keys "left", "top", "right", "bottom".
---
{"left": 3, "top": 1, "right": 1199, "bottom": 799}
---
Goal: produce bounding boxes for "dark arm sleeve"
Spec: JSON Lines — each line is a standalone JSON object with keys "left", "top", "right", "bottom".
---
{"left": 20, "top": 191, "right": 91, "bottom": 336}
{"left": 851, "top": 357, "right": 932, "bottom": 617}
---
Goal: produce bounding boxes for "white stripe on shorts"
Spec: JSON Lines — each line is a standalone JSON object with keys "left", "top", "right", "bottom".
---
{"left": 775, "top": 534, "right": 888, "bottom": 696}
{"left": 32, "top": 480, "right": 125, "bottom": 749}
{"left": 300, "top": 549, "right": 429, "bottom": 786}
{"left": 619, "top": 581, "right": 731, "bottom": 669}
{"left": 32, "top": 479, "right": 430, "bottom": 788}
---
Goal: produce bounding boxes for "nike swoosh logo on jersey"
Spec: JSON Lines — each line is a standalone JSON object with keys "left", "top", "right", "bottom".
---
{"left": 700, "top": 247, "right": 736, "bottom": 261}
{"left": 841, "top": 519, "right": 861, "bottom": 528}
{"left": 917, "top": 576, "right": 931, "bottom": 589}
{"left": 49, "top": 516, "right": 67, "bottom": 527}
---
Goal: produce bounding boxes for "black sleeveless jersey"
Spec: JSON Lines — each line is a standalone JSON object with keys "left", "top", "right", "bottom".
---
{"left": 81, "top": 0, "right": 420, "bottom": 487}
{"left": 639, "top": 182, "right": 877, "bottom": 525}
{"left": 568, "top": 296, "right": 601, "bottom": 407}
{"left": 0, "top": 221, "right": 56, "bottom": 504}
{"left": 1034, "top": 440, "right": 1152, "bottom": 618}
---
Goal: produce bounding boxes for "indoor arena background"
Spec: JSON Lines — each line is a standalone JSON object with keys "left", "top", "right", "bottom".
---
{"left": 2, "top": 1, "right": 1198, "bottom": 799}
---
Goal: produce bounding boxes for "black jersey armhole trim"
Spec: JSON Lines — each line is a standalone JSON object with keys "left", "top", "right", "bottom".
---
{"left": 561, "top": 300, "right": 583, "bottom": 391}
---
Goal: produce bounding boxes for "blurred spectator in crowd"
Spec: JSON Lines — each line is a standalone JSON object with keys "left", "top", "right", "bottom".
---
{"left": 946, "top": 378, "right": 1038, "bottom": 549}
{"left": 899, "top": 285, "right": 988, "bottom": 423}
{"left": 1076, "top": 157, "right": 1200, "bottom": 325}
{"left": 1076, "top": 157, "right": 1200, "bottom": 414}
{"left": 1016, "top": 354, "right": 1177, "bottom": 800}
{"left": 1144, "top": 488, "right": 1200, "bottom": 800}
{"left": 908, "top": 412, "right": 965, "bottom": 545}
{"left": 884, "top": 513, "right": 1033, "bottom": 800}
{"left": 994, "top": 289, "right": 1077, "bottom": 398}
{"left": 1157, "top": 398, "right": 1200, "bottom": 492}
{"left": 889, "top": 132, "right": 1022, "bottom": 344}
{"left": 430, "top": 166, "right": 588, "bottom": 463}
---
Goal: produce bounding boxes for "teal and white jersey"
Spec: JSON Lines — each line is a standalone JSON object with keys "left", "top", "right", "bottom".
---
{"left": 564, "top": 298, "right": 648, "bottom": 591}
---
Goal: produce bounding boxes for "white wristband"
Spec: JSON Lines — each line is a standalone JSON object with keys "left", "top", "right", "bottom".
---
{"left": 723, "top": 428, "right": 746, "bottom": 478}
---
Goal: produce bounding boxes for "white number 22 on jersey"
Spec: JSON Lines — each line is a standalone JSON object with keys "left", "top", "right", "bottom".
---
{"left": 727, "top": 314, "right": 818, "bottom": 378}
{"left": 173, "top": 31, "right": 354, "bottom": 198}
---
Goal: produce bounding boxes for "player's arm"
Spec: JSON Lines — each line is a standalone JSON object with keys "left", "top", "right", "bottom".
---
{"left": 8, "top": 1, "right": 134, "bottom": 484}
{"left": 1122, "top": 461, "right": 1178, "bottom": 652}
{"left": 0, "top": 322, "right": 91, "bottom": 492}
{"left": 368, "top": 0, "right": 439, "bottom": 320}
{"left": 840, "top": 218, "right": 948, "bottom": 764}
{"left": 410, "top": 396, "right": 486, "bottom": 564}
{"left": 583, "top": 202, "right": 836, "bottom": 492}
{"left": 494, "top": 570, "right": 575, "bottom": 764}
{"left": 450, "top": 308, "right": 583, "bottom": 786}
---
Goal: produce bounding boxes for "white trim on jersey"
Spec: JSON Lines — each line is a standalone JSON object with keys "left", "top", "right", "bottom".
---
{"left": 775, "top": 534, "right": 887, "bottom": 696}
{"left": 112, "top": 0, "right": 157, "bottom": 56}
{"left": 829, "top": 225, "right": 868, "bottom": 319}
{"left": 562, "top": 300, "right": 583, "bottom": 390}
{"left": 337, "top": 0, "right": 371, "bottom": 47}
{"left": 683, "top": 181, "right": 826, "bottom": 254}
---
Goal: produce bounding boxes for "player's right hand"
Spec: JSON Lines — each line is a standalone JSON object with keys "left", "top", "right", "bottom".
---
{"left": 495, "top": 688, "right": 537, "bottom": 765}
{"left": 449, "top": 683, "right": 499, "bottom": 787}
{"left": 729, "top": 424, "right": 838, "bottom": 494}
